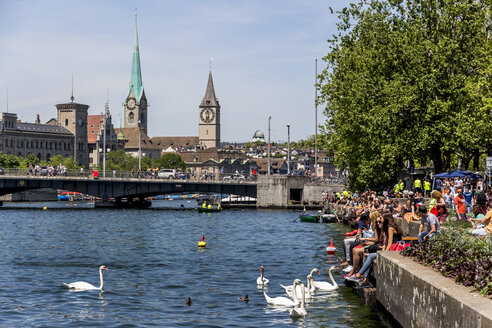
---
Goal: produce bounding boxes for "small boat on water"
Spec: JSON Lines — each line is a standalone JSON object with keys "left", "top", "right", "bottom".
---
{"left": 197, "top": 207, "right": 222, "bottom": 213}
{"left": 299, "top": 214, "right": 320, "bottom": 223}
{"left": 321, "top": 214, "right": 337, "bottom": 223}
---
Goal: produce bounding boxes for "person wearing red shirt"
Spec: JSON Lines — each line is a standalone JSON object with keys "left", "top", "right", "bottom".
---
{"left": 454, "top": 187, "right": 467, "bottom": 220}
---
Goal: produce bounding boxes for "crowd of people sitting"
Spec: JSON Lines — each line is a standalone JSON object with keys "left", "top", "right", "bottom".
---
{"left": 327, "top": 178, "right": 492, "bottom": 288}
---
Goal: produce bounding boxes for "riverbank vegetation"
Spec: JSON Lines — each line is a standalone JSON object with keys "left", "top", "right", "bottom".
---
{"left": 319, "top": 0, "right": 492, "bottom": 190}
{"left": 401, "top": 230, "right": 492, "bottom": 297}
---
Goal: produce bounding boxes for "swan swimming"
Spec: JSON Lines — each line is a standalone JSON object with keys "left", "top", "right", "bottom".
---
{"left": 281, "top": 274, "right": 315, "bottom": 300}
{"left": 264, "top": 279, "right": 300, "bottom": 306}
{"left": 64, "top": 265, "right": 108, "bottom": 291}
{"left": 311, "top": 266, "right": 339, "bottom": 291}
{"left": 256, "top": 266, "right": 270, "bottom": 286}
{"left": 289, "top": 283, "right": 307, "bottom": 318}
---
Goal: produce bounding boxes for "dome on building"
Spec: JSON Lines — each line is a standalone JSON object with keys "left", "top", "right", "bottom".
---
{"left": 252, "top": 130, "right": 265, "bottom": 141}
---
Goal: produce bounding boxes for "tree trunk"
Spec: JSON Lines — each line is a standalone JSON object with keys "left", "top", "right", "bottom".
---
{"left": 472, "top": 149, "right": 480, "bottom": 171}
{"left": 430, "top": 143, "right": 443, "bottom": 173}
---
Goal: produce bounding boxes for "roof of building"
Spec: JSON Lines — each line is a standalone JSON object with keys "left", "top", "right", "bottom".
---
{"left": 251, "top": 158, "right": 286, "bottom": 173}
{"left": 152, "top": 136, "right": 199, "bottom": 149}
{"left": 178, "top": 149, "right": 246, "bottom": 163}
{"left": 121, "top": 127, "right": 161, "bottom": 150}
{"left": 253, "top": 130, "right": 265, "bottom": 139}
{"left": 129, "top": 15, "right": 144, "bottom": 103}
{"left": 199, "top": 71, "right": 219, "bottom": 107}
{"left": 17, "top": 122, "right": 72, "bottom": 135}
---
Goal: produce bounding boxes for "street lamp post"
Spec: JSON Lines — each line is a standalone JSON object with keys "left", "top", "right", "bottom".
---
{"left": 314, "top": 59, "right": 318, "bottom": 177}
{"left": 102, "top": 103, "right": 108, "bottom": 178}
{"left": 268, "top": 116, "right": 271, "bottom": 175}
{"left": 138, "top": 120, "right": 142, "bottom": 172}
{"left": 287, "top": 123, "right": 290, "bottom": 175}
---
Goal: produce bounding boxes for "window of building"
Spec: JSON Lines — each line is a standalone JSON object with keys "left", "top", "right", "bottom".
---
{"left": 129, "top": 112, "right": 134, "bottom": 124}
{"left": 65, "top": 119, "right": 68, "bottom": 126}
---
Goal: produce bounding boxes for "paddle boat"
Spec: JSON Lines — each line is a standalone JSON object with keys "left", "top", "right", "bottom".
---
{"left": 197, "top": 202, "right": 222, "bottom": 213}
{"left": 299, "top": 214, "right": 320, "bottom": 223}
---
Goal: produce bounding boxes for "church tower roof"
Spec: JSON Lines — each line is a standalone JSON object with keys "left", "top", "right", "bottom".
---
{"left": 200, "top": 71, "right": 219, "bottom": 107}
{"left": 129, "top": 14, "right": 144, "bottom": 103}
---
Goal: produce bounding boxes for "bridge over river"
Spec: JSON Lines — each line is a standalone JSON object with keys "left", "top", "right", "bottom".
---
{"left": 0, "top": 175, "right": 256, "bottom": 207}
{"left": 0, "top": 172, "right": 344, "bottom": 208}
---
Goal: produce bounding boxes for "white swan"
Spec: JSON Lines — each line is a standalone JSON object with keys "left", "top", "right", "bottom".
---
{"left": 281, "top": 274, "right": 315, "bottom": 299}
{"left": 256, "top": 266, "right": 270, "bottom": 286}
{"left": 289, "top": 283, "right": 307, "bottom": 318}
{"left": 64, "top": 265, "right": 108, "bottom": 291}
{"left": 311, "top": 266, "right": 339, "bottom": 291}
{"left": 264, "top": 279, "right": 300, "bottom": 306}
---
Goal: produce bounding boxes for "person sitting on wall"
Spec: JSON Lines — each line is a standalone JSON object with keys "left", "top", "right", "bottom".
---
{"left": 418, "top": 205, "right": 441, "bottom": 242}
{"left": 469, "top": 204, "right": 485, "bottom": 229}
{"left": 471, "top": 201, "right": 492, "bottom": 237}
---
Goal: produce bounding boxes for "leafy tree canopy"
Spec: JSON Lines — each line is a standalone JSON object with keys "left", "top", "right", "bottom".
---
{"left": 319, "top": 0, "right": 491, "bottom": 190}
{"left": 153, "top": 153, "right": 186, "bottom": 170}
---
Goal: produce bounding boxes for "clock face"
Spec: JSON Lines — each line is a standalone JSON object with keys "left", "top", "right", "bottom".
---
{"left": 200, "top": 108, "right": 215, "bottom": 123}
{"left": 128, "top": 99, "right": 136, "bottom": 109}
{"left": 78, "top": 118, "right": 83, "bottom": 127}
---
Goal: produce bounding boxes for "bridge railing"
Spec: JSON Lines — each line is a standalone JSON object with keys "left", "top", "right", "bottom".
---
{"left": 0, "top": 168, "right": 257, "bottom": 183}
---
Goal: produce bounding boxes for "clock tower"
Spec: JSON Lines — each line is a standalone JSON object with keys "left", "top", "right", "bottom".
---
{"left": 124, "top": 14, "right": 148, "bottom": 134}
{"left": 199, "top": 70, "right": 220, "bottom": 149}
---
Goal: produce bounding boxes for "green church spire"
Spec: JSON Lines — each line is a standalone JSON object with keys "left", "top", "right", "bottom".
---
{"left": 130, "top": 13, "right": 144, "bottom": 103}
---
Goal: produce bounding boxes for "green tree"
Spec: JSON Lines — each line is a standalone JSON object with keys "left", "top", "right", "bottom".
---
{"left": 153, "top": 153, "right": 186, "bottom": 170}
{"left": 319, "top": 0, "right": 491, "bottom": 190}
{"left": 100, "top": 150, "right": 139, "bottom": 171}
{"left": 19, "top": 153, "right": 40, "bottom": 168}
{"left": 0, "top": 153, "right": 21, "bottom": 168}
{"left": 48, "top": 155, "right": 81, "bottom": 169}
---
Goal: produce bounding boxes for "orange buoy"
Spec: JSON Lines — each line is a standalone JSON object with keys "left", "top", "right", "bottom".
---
{"left": 198, "top": 235, "right": 206, "bottom": 248}
{"left": 326, "top": 238, "right": 336, "bottom": 254}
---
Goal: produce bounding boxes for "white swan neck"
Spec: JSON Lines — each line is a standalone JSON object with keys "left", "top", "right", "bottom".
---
{"left": 306, "top": 275, "right": 311, "bottom": 297}
{"left": 300, "top": 284, "right": 305, "bottom": 308}
{"left": 291, "top": 281, "right": 298, "bottom": 303}
{"left": 98, "top": 267, "right": 104, "bottom": 290}
{"left": 329, "top": 267, "right": 338, "bottom": 287}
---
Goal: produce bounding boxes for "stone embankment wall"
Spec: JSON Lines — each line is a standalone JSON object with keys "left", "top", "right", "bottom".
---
{"left": 376, "top": 251, "right": 492, "bottom": 328}
{"left": 303, "top": 184, "right": 345, "bottom": 202}
{"left": 256, "top": 175, "right": 344, "bottom": 208}
{"left": 0, "top": 188, "right": 58, "bottom": 201}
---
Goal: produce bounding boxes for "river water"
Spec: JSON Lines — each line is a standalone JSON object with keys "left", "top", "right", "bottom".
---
{"left": 0, "top": 200, "right": 385, "bottom": 327}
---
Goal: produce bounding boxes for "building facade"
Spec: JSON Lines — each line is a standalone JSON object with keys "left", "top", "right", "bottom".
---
{"left": 0, "top": 112, "right": 74, "bottom": 161}
{"left": 87, "top": 108, "right": 125, "bottom": 167}
{"left": 56, "top": 100, "right": 89, "bottom": 167}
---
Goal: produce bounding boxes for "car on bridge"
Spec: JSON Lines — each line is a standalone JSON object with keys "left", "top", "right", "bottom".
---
{"left": 157, "top": 169, "right": 176, "bottom": 179}
{"left": 222, "top": 173, "right": 246, "bottom": 182}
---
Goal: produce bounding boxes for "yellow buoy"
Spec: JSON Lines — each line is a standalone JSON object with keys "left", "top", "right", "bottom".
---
{"left": 198, "top": 235, "right": 206, "bottom": 248}
{"left": 43, "top": 206, "right": 47, "bottom": 210}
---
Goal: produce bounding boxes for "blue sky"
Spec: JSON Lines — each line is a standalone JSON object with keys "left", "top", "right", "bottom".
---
{"left": 0, "top": 0, "right": 351, "bottom": 142}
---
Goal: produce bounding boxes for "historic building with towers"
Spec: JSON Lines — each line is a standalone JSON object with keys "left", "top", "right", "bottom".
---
{"left": 198, "top": 71, "right": 221, "bottom": 149}
{"left": 118, "top": 14, "right": 224, "bottom": 162}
